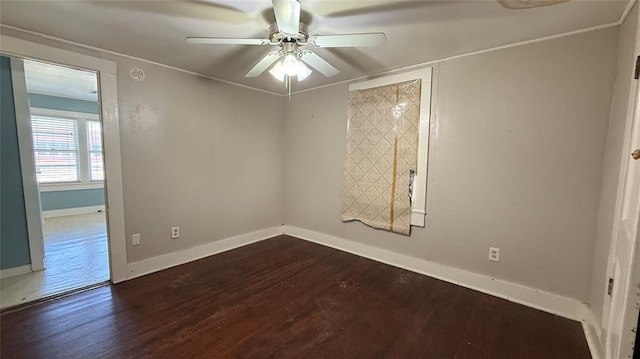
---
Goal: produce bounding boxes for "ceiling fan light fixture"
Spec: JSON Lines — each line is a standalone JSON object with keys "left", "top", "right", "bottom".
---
{"left": 296, "top": 62, "right": 312, "bottom": 81}
{"left": 282, "top": 54, "right": 300, "bottom": 76}
{"left": 269, "top": 61, "right": 286, "bottom": 81}
{"left": 269, "top": 54, "right": 312, "bottom": 82}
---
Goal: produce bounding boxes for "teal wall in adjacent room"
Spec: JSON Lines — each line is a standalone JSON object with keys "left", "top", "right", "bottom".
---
{"left": 29, "top": 93, "right": 98, "bottom": 114}
{"left": 1, "top": 56, "right": 32, "bottom": 270}
{"left": 41, "top": 189, "right": 104, "bottom": 211}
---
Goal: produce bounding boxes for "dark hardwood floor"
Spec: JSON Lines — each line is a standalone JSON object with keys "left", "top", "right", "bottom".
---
{"left": 0, "top": 235, "right": 591, "bottom": 358}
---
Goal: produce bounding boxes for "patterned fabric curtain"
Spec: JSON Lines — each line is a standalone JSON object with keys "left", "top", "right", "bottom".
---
{"left": 341, "top": 79, "right": 421, "bottom": 235}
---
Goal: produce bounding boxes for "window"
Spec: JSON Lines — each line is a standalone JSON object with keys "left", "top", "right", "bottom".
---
{"left": 31, "top": 116, "right": 79, "bottom": 183}
{"left": 30, "top": 111, "right": 104, "bottom": 184}
{"left": 347, "top": 68, "right": 432, "bottom": 228}
{"left": 86, "top": 120, "right": 104, "bottom": 181}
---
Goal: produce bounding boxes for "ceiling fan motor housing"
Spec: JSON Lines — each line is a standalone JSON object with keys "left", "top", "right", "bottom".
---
{"left": 280, "top": 41, "right": 299, "bottom": 58}
{"left": 269, "top": 22, "right": 309, "bottom": 44}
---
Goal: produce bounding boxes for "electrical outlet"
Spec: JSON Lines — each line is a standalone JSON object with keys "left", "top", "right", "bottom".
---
{"left": 132, "top": 233, "right": 141, "bottom": 246}
{"left": 171, "top": 226, "right": 180, "bottom": 239}
{"left": 489, "top": 247, "right": 500, "bottom": 262}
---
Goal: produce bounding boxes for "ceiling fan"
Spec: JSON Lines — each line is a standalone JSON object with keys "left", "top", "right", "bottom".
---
{"left": 185, "top": 0, "right": 386, "bottom": 83}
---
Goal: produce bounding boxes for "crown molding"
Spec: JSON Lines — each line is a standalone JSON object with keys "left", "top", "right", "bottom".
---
{"left": 1, "top": 9, "right": 627, "bottom": 98}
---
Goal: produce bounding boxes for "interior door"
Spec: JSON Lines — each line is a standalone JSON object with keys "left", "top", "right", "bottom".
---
{"left": 605, "top": 52, "right": 640, "bottom": 359}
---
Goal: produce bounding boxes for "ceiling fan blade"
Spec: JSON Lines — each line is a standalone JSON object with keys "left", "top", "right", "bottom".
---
{"left": 315, "top": 1, "right": 430, "bottom": 18}
{"left": 307, "top": 33, "right": 387, "bottom": 48}
{"left": 88, "top": 1, "right": 250, "bottom": 23}
{"left": 245, "top": 51, "right": 281, "bottom": 77}
{"left": 186, "top": 37, "right": 272, "bottom": 45}
{"left": 299, "top": 51, "right": 339, "bottom": 77}
{"left": 497, "top": 0, "right": 570, "bottom": 9}
{"left": 272, "top": 0, "right": 300, "bottom": 35}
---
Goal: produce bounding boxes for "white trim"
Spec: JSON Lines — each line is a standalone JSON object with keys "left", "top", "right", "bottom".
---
{"left": 348, "top": 68, "right": 432, "bottom": 227}
{"left": 618, "top": 0, "right": 637, "bottom": 25}
{"left": 348, "top": 69, "right": 430, "bottom": 91}
{"left": 602, "top": 7, "right": 640, "bottom": 357}
{"left": 0, "top": 19, "right": 623, "bottom": 98}
{"left": 77, "top": 116, "right": 89, "bottom": 182}
{"left": 11, "top": 58, "right": 46, "bottom": 271}
{"left": 292, "top": 22, "right": 620, "bottom": 96}
{"left": 583, "top": 307, "right": 605, "bottom": 359}
{"left": 1, "top": 35, "right": 128, "bottom": 284}
{"left": 1, "top": 34, "right": 115, "bottom": 74}
{"left": 42, "top": 205, "right": 105, "bottom": 219}
{"left": 608, "top": 7, "right": 640, "bottom": 355}
{"left": 99, "top": 69, "right": 128, "bottom": 283}
{"left": 39, "top": 182, "right": 103, "bottom": 192}
{"left": 30, "top": 107, "right": 99, "bottom": 120}
{"left": 29, "top": 91, "right": 98, "bottom": 103}
{"left": 27, "top": 90, "right": 99, "bottom": 103}
{"left": 619, "top": 232, "right": 640, "bottom": 359}
{"left": 411, "top": 209, "right": 426, "bottom": 227}
{"left": 283, "top": 226, "right": 588, "bottom": 321}
{"left": 0, "top": 25, "right": 282, "bottom": 97}
{"left": 127, "top": 226, "right": 284, "bottom": 280}
{"left": 0, "top": 264, "right": 32, "bottom": 279}
{"left": 286, "top": 226, "right": 603, "bottom": 359}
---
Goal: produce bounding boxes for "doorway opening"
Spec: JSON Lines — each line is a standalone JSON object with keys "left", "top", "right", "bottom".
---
{"left": 0, "top": 58, "right": 110, "bottom": 309}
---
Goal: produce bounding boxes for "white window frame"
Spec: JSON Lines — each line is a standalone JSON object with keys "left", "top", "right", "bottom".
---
{"left": 86, "top": 119, "right": 104, "bottom": 182}
{"left": 29, "top": 107, "right": 104, "bottom": 192}
{"left": 348, "top": 68, "right": 432, "bottom": 227}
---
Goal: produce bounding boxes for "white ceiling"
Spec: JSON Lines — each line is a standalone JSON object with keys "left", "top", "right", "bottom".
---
{"left": 24, "top": 60, "right": 99, "bottom": 102}
{"left": 0, "top": 0, "right": 630, "bottom": 95}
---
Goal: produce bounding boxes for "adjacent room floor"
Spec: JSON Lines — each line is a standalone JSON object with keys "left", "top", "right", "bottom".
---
{"left": 0, "top": 236, "right": 590, "bottom": 358}
{"left": 0, "top": 212, "right": 109, "bottom": 309}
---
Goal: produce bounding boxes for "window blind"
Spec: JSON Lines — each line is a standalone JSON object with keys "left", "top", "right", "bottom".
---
{"left": 86, "top": 120, "right": 104, "bottom": 181}
{"left": 31, "top": 116, "right": 79, "bottom": 183}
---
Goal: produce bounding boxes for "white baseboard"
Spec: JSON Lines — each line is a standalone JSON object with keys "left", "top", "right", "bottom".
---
{"left": 284, "top": 225, "right": 589, "bottom": 322}
{"left": 0, "top": 264, "right": 32, "bottom": 279}
{"left": 122, "top": 224, "right": 601, "bottom": 358}
{"left": 582, "top": 307, "right": 604, "bottom": 359}
{"left": 43, "top": 205, "right": 105, "bottom": 218}
{"left": 127, "top": 226, "right": 285, "bottom": 280}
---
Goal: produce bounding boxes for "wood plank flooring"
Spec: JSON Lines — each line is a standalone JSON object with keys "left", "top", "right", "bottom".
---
{"left": 0, "top": 236, "right": 591, "bottom": 358}
{"left": 0, "top": 212, "right": 109, "bottom": 309}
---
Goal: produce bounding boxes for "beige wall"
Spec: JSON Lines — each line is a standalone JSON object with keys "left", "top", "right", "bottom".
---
{"left": 590, "top": 4, "right": 638, "bottom": 327}
{"left": 110, "top": 56, "right": 284, "bottom": 262}
{"left": 284, "top": 28, "right": 617, "bottom": 302}
{"left": 1, "top": 27, "right": 285, "bottom": 263}
{"left": 2, "top": 25, "right": 621, "bottom": 304}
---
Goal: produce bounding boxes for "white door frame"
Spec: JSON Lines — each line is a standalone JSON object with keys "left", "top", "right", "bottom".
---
{"left": 10, "top": 58, "right": 45, "bottom": 272}
{"left": 612, "top": 76, "right": 640, "bottom": 358}
{"left": 608, "top": 95, "right": 640, "bottom": 358}
{"left": 0, "top": 35, "right": 128, "bottom": 283}
{"left": 602, "top": 7, "right": 640, "bottom": 356}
